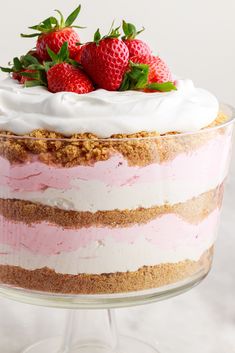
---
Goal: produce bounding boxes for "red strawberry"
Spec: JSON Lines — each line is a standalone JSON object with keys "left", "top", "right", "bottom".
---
{"left": 12, "top": 72, "right": 22, "bottom": 82}
{"left": 122, "top": 21, "right": 151, "bottom": 58}
{"left": 125, "top": 39, "right": 151, "bottom": 59}
{"left": 120, "top": 55, "right": 176, "bottom": 92}
{"left": 74, "top": 44, "right": 86, "bottom": 63}
{"left": 27, "top": 50, "right": 42, "bottom": 63}
{"left": 1, "top": 55, "right": 45, "bottom": 86}
{"left": 15, "top": 70, "right": 36, "bottom": 84}
{"left": 45, "top": 43, "right": 93, "bottom": 94}
{"left": 21, "top": 6, "right": 83, "bottom": 61}
{"left": 81, "top": 27, "right": 129, "bottom": 91}
{"left": 47, "top": 63, "right": 93, "bottom": 94}
{"left": 131, "top": 55, "right": 173, "bottom": 83}
{"left": 36, "top": 28, "right": 80, "bottom": 62}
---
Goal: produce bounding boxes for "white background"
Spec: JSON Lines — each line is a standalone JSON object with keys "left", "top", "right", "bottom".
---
{"left": 0, "top": 0, "right": 235, "bottom": 352}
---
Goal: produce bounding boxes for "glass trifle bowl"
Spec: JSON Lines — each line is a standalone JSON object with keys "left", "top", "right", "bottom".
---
{"left": 0, "top": 105, "right": 233, "bottom": 309}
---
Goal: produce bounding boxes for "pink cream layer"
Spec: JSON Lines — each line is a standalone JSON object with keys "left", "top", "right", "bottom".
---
{"left": 0, "top": 210, "right": 220, "bottom": 256}
{"left": 0, "top": 134, "right": 231, "bottom": 192}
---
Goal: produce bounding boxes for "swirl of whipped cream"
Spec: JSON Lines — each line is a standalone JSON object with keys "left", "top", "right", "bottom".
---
{"left": 0, "top": 78, "right": 219, "bottom": 137}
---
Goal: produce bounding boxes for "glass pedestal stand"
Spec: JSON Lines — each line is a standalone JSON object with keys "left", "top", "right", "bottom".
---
{"left": 23, "top": 310, "right": 159, "bottom": 353}
{"left": 0, "top": 269, "right": 208, "bottom": 353}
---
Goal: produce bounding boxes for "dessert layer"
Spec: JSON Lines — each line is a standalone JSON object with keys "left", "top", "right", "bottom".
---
{"left": 0, "top": 179, "right": 225, "bottom": 213}
{"left": 0, "top": 114, "right": 229, "bottom": 166}
{"left": 0, "top": 130, "right": 230, "bottom": 212}
{"left": 0, "top": 78, "right": 219, "bottom": 137}
{"left": 0, "top": 247, "right": 213, "bottom": 294}
{"left": 0, "top": 134, "right": 229, "bottom": 189}
{"left": 0, "top": 185, "right": 223, "bottom": 227}
{"left": 0, "top": 210, "right": 219, "bottom": 274}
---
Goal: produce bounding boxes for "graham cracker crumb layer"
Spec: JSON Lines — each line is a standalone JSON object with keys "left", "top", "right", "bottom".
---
{"left": 0, "top": 184, "right": 223, "bottom": 228}
{"left": 0, "top": 113, "right": 229, "bottom": 167}
{"left": 0, "top": 247, "right": 213, "bottom": 294}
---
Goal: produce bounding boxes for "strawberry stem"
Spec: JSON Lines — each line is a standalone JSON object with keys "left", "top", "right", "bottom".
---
{"left": 47, "top": 42, "right": 69, "bottom": 63}
{"left": 45, "top": 42, "right": 80, "bottom": 70}
{"left": 93, "top": 21, "right": 121, "bottom": 45}
{"left": 21, "top": 5, "right": 83, "bottom": 37}
{"left": 54, "top": 10, "right": 65, "bottom": 28}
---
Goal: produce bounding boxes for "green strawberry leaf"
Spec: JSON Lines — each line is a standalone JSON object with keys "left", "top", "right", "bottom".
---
{"left": 94, "top": 29, "right": 102, "bottom": 44}
{"left": 1, "top": 54, "right": 40, "bottom": 74}
{"left": 21, "top": 55, "right": 39, "bottom": 67}
{"left": 21, "top": 70, "right": 47, "bottom": 86}
{"left": 109, "top": 26, "right": 121, "bottom": 38}
{"left": 54, "top": 10, "right": 65, "bottom": 27}
{"left": 44, "top": 62, "right": 54, "bottom": 72}
{"left": 120, "top": 62, "right": 149, "bottom": 90}
{"left": 0, "top": 67, "right": 13, "bottom": 73}
{"left": 27, "top": 25, "right": 40, "bottom": 30}
{"left": 45, "top": 42, "right": 75, "bottom": 69}
{"left": 27, "top": 64, "right": 45, "bottom": 70}
{"left": 122, "top": 21, "right": 137, "bottom": 39}
{"left": 72, "top": 26, "right": 86, "bottom": 29}
{"left": 147, "top": 82, "right": 177, "bottom": 92}
{"left": 69, "top": 59, "right": 81, "bottom": 68}
{"left": 107, "top": 21, "right": 121, "bottom": 39}
{"left": 65, "top": 5, "right": 81, "bottom": 27}
{"left": 21, "top": 5, "right": 83, "bottom": 37}
{"left": 47, "top": 46, "right": 58, "bottom": 62}
{"left": 122, "top": 20, "right": 145, "bottom": 40}
{"left": 120, "top": 61, "right": 177, "bottom": 92}
{"left": 20, "top": 71, "right": 40, "bottom": 79}
{"left": 93, "top": 22, "right": 121, "bottom": 45}
{"left": 25, "top": 80, "right": 45, "bottom": 88}
{"left": 13, "top": 57, "right": 23, "bottom": 71}
{"left": 21, "top": 33, "right": 41, "bottom": 38}
{"left": 1, "top": 52, "right": 48, "bottom": 88}
{"left": 58, "top": 42, "right": 69, "bottom": 61}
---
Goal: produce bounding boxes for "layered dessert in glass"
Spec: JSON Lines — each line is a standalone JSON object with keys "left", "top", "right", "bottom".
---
{"left": 0, "top": 6, "right": 233, "bottom": 295}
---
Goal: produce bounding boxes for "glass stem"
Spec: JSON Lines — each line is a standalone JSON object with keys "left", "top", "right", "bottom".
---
{"left": 59, "top": 309, "right": 119, "bottom": 353}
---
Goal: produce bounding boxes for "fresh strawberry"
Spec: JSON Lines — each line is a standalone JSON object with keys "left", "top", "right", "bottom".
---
{"left": 12, "top": 72, "right": 22, "bottom": 82}
{"left": 0, "top": 55, "right": 46, "bottom": 87}
{"left": 81, "top": 27, "right": 129, "bottom": 91}
{"left": 46, "top": 42, "right": 93, "bottom": 94}
{"left": 74, "top": 44, "right": 86, "bottom": 63}
{"left": 120, "top": 55, "right": 176, "bottom": 92}
{"left": 47, "top": 62, "right": 93, "bottom": 94}
{"left": 36, "top": 28, "right": 80, "bottom": 62}
{"left": 17, "top": 70, "right": 36, "bottom": 84}
{"left": 131, "top": 55, "right": 173, "bottom": 83}
{"left": 27, "top": 50, "right": 42, "bottom": 63}
{"left": 21, "top": 5, "right": 83, "bottom": 61}
{"left": 122, "top": 21, "right": 151, "bottom": 58}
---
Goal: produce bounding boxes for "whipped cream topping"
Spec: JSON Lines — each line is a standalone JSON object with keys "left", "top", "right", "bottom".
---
{"left": 0, "top": 77, "right": 219, "bottom": 137}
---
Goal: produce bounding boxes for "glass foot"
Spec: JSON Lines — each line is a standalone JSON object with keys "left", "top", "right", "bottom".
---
{"left": 22, "top": 335, "right": 160, "bottom": 353}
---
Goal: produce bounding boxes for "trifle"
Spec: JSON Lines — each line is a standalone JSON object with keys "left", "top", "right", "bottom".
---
{"left": 0, "top": 6, "right": 233, "bottom": 295}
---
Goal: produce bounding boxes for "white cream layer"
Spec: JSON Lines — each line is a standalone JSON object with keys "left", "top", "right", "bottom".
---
{"left": 0, "top": 173, "right": 226, "bottom": 212}
{"left": 0, "top": 78, "right": 219, "bottom": 137}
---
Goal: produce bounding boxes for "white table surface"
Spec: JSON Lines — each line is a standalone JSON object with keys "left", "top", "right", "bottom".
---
{"left": 0, "top": 145, "right": 234, "bottom": 353}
